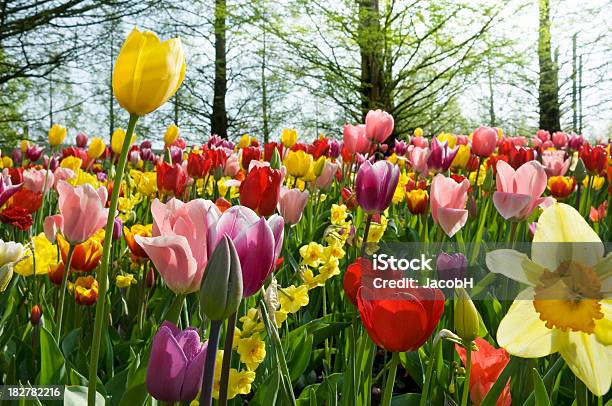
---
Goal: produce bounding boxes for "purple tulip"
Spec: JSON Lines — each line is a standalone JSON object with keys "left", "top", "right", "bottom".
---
{"left": 427, "top": 138, "right": 458, "bottom": 172}
{"left": 11, "top": 148, "right": 22, "bottom": 165}
{"left": 26, "top": 144, "right": 43, "bottom": 162}
{"left": 147, "top": 321, "right": 207, "bottom": 402}
{"left": 393, "top": 140, "right": 409, "bottom": 156}
{"left": 436, "top": 252, "right": 467, "bottom": 282}
{"left": 169, "top": 146, "right": 183, "bottom": 164}
{"left": 44, "top": 155, "right": 59, "bottom": 171}
{"left": 355, "top": 160, "right": 400, "bottom": 214}
{"left": 568, "top": 133, "right": 584, "bottom": 150}
{"left": 112, "top": 217, "right": 123, "bottom": 240}
{"left": 207, "top": 205, "right": 284, "bottom": 297}
{"left": 75, "top": 132, "right": 88, "bottom": 148}
{"left": 140, "top": 147, "right": 155, "bottom": 162}
{"left": 328, "top": 139, "right": 341, "bottom": 158}
{"left": 0, "top": 171, "right": 21, "bottom": 207}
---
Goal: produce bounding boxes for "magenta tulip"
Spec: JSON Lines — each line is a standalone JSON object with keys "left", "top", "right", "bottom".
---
{"left": 136, "top": 198, "right": 217, "bottom": 294}
{"left": 355, "top": 160, "right": 400, "bottom": 214}
{"left": 315, "top": 161, "right": 340, "bottom": 191}
{"left": 147, "top": 321, "right": 207, "bottom": 402}
{"left": 365, "top": 110, "right": 394, "bottom": 143}
{"left": 207, "top": 205, "right": 284, "bottom": 296}
{"left": 471, "top": 126, "right": 497, "bottom": 157}
{"left": 278, "top": 187, "right": 309, "bottom": 226}
{"left": 427, "top": 138, "right": 458, "bottom": 172}
{"left": 492, "top": 160, "right": 552, "bottom": 221}
{"left": 0, "top": 170, "right": 21, "bottom": 207}
{"left": 430, "top": 174, "right": 469, "bottom": 237}
{"left": 343, "top": 124, "right": 370, "bottom": 154}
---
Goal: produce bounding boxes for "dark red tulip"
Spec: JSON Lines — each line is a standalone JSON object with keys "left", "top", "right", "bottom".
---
{"left": 579, "top": 145, "right": 608, "bottom": 174}
{"left": 241, "top": 146, "right": 261, "bottom": 170}
{"left": 264, "top": 142, "right": 283, "bottom": 162}
{"left": 508, "top": 147, "right": 535, "bottom": 170}
{"left": 239, "top": 166, "right": 282, "bottom": 216}
{"left": 156, "top": 161, "right": 187, "bottom": 196}
{"left": 187, "top": 151, "right": 212, "bottom": 179}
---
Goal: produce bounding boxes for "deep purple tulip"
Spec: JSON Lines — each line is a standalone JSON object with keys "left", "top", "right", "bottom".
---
{"left": 140, "top": 147, "right": 155, "bottom": 162}
{"left": 26, "top": 144, "right": 43, "bottom": 162}
{"left": 169, "top": 146, "right": 183, "bottom": 164}
{"left": 436, "top": 252, "right": 467, "bottom": 282}
{"left": 427, "top": 138, "right": 458, "bottom": 172}
{"left": 355, "top": 160, "right": 400, "bottom": 214}
{"left": 0, "top": 171, "right": 21, "bottom": 207}
{"left": 207, "top": 205, "right": 284, "bottom": 297}
{"left": 393, "top": 139, "right": 409, "bottom": 156}
{"left": 75, "top": 132, "right": 88, "bottom": 148}
{"left": 112, "top": 217, "right": 123, "bottom": 240}
{"left": 328, "top": 139, "right": 341, "bottom": 158}
{"left": 146, "top": 321, "right": 207, "bottom": 402}
{"left": 11, "top": 148, "right": 22, "bottom": 165}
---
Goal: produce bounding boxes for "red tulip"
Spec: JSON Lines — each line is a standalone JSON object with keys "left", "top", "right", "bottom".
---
{"left": 241, "top": 146, "right": 261, "bottom": 170}
{"left": 157, "top": 161, "right": 187, "bottom": 196}
{"left": 508, "top": 147, "right": 535, "bottom": 169}
{"left": 579, "top": 145, "right": 608, "bottom": 174}
{"left": 357, "top": 286, "right": 444, "bottom": 352}
{"left": 239, "top": 166, "right": 282, "bottom": 217}
{"left": 187, "top": 151, "right": 212, "bottom": 179}
{"left": 264, "top": 142, "right": 283, "bottom": 162}
{"left": 343, "top": 258, "right": 371, "bottom": 305}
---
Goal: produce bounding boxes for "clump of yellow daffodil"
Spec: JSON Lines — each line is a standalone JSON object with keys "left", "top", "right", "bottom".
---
{"left": 14, "top": 234, "right": 58, "bottom": 276}
{"left": 486, "top": 203, "right": 612, "bottom": 396}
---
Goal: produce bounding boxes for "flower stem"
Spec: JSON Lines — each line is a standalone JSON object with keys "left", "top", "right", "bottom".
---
{"left": 200, "top": 319, "right": 223, "bottom": 406}
{"left": 461, "top": 347, "right": 472, "bottom": 406}
{"left": 419, "top": 339, "right": 441, "bottom": 406}
{"left": 88, "top": 113, "right": 138, "bottom": 406}
{"left": 381, "top": 352, "right": 399, "bottom": 406}
{"left": 219, "top": 312, "right": 237, "bottom": 406}
{"left": 360, "top": 213, "right": 373, "bottom": 257}
{"left": 55, "top": 243, "right": 75, "bottom": 340}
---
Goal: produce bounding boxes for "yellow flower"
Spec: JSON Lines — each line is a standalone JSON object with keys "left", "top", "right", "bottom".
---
{"left": 68, "top": 169, "right": 100, "bottom": 188}
{"left": 324, "top": 242, "right": 345, "bottom": 260}
{"left": 111, "top": 129, "right": 136, "bottom": 155}
{"left": 237, "top": 337, "right": 266, "bottom": 371}
{"left": 279, "top": 285, "right": 309, "bottom": 314}
{"left": 367, "top": 216, "right": 388, "bottom": 243}
{"left": 414, "top": 127, "right": 423, "bottom": 137}
{"left": 88, "top": 137, "right": 106, "bottom": 160}
{"left": 112, "top": 27, "right": 186, "bottom": 116}
{"left": 116, "top": 274, "right": 136, "bottom": 288}
{"left": 20, "top": 140, "right": 29, "bottom": 153}
{"left": 486, "top": 203, "right": 612, "bottom": 396}
{"left": 236, "top": 134, "right": 251, "bottom": 149}
{"left": 583, "top": 175, "right": 605, "bottom": 190}
{"left": 437, "top": 133, "right": 456, "bottom": 149}
{"left": 0, "top": 156, "right": 13, "bottom": 169}
{"left": 275, "top": 310, "right": 288, "bottom": 326}
{"left": 392, "top": 173, "right": 410, "bottom": 204}
{"left": 452, "top": 144, "right": 471, "bottom": 170}
{"left": 60, "top": 156, "right": 82, "bottom": 172}
{"left": 281, "top": 128, "right": 297, "bottom": 147}
{"left": 212, "top": 350, "right": 224, "bottom": 399}
{"left": 228, "top": 369, "right": 256, "bottom": 398}
{"left": 239, "top": 308, "right": 264, "bottom": 336}
{"left": 330, "top": 204, "right": 348, "bottom": 225}
{"left": 299, "top": 242, "right": 325, "bottom": 267}
{"left": 131, "top": 170, "right": 157, "bottom": 196}
{"left": 48, "top": 124, "right": 67, "bottom": 147}
{"left": 14, "top": 234, "right": 58, "bottom": 276}
{"left": 319, "top": 257, "right": 340, "bottom": 278}
{"left": 284, "top": 150, "right": 313, "bottom": 178}
{"left": 164, "top": 124, "right": 180, "bottom": 146}
{"left": 469, "top": 164, "right": 486, "bottom": 186}
{"left": 302, "top": 268, "right": 324, "bottom": 290}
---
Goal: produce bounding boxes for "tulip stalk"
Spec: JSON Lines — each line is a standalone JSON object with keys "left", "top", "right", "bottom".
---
{"left": 55, "top": 243, "right": 75, "bottom": 340}
{"left": 360, "top": 213, "right": 373, "bottom": 257}
{"left": 218, "top": 312, "right": 237, "bottom": 406}
{"left": 381, "top": 352, "right": 399, "bottom": 406}
{"left": 199, "top": 319, "right": 222, "bottom": 406}
{"left": 88, "top": 113, "right": 138, "bottom": 405}
{"left": 461, "top": 348, "right": 472, "bottom": 406}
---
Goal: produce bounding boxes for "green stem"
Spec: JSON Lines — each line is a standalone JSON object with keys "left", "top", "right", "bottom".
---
{"left": 88, "top": 113, "right": 138, "bottom": 405}
{"left": 165, "top": 293, "right": 186, "bottom": 326}
{"left": 419, "top": 339, "right": 441, "bottom": 406}
{"left": 381, "top": 352, "right": 399, "bottom": 406}
{"left": 360, "top": 213, "right": 373, "bottom": 257}
{"left": 200, "top": 320, "right": 223, "bottom": 406}
{"left": 461, "top": 347, "right": 472, "bottom": 406}
{"left": 55, "top": 243, "right": 75, "bottom": 340}
{"left": 218, "top": 312, "right": 237, "bottom": 406}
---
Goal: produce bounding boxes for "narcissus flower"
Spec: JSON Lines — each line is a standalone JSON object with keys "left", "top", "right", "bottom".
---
{"left": 236, "top": 337, "right": 266, "bottom": 371}
{"left": 279, "top": 284, "right": 309, "bottom": 313}
{"left": 113, "top": 27, "right": 186, "bottom": 116}
{"left": 116, "top": 274, "right": 136, "bottom": 288}
{"left": 486, "top": 203, "right": 612, "bottom": 396}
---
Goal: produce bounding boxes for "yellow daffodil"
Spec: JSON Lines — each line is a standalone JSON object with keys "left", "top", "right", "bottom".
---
{"left": 236, "top": 337, "right": 266, "bottom": 371}
{"left": 14, "top": 234, "right": 58, "bottom": 276}
{"left": 392, "top": 172, "right": 410, "bottom": 204}
{"left": 486, "top": 203, "right": 612, "bottom": 396}
{"left": 68, "top": 169, "right": 100, "bottom": 188}
{"left": 112, "top": 27, "right": 186, "bottom": 116}
{"left": 299, "top": 242, "right": 325, "bottom": 267}
{"left": 319, "top": 257, "right": 340, "bottom": 279}
{"left": 281, "top": 128, "right": 297, "bottom": 147}
{"left": 367, "top": 216, "right": 388, "bottom": 243}
{"left": 164, "top": 124, "right": 180, "bottom": 146}
{"left": 284, "top": 150, "right": 313, "bottom": 178}
{"left": 279, "top": 285, "right": 309, "bottom": 313}
{"left": 116, "top": 274, "right": 136, "bottom": 288}
{"left": 239, "top": 308, "right": 264, "bottom": 336}
{"left": 48, "top": 124, "right": 67, "bottom": 147}
{"left": 330, "top": 204, "right": 348, "bottom": 225}
{"left": 228, "top": 369, "right": 256, "bottom": 398}
{"left": 275, "top": 310, "right": 288, "bottom": 326}
{"left": 324, "top": 242, "right": 345, "bottom": 260}
{"left": 88, "top": 137, "right": 106, "bottom": 160}
{"left": 302, "top": 268, "right": 324, "bottom": 290}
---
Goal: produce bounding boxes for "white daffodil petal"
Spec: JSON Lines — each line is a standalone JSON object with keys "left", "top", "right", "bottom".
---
{"left": 594, "top": 300, "right": 612, "bottom": 346}
{"left": 532, "top": 203, "right": 603, "bottom": 269}
{"left": 485, "top": 249, "right": 544, "bottom": 286}
{"left": 559, "top": 331, "right": 612, "bottom": 397}
{"left": 497, "top": 288, "right": 560, "bottom": 357}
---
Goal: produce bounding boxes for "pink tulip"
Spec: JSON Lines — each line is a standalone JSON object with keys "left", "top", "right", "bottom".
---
{"left": 315, "top": 161, "right": 340, "bottom": 191}
{"left": 456, "top": 135, "right": 470, "bottom": 145}
{"left": 541, "top": 150, "right": 570, "bottom": 176}
{"left": 536, "top": 130, "right": 551, "bottom": 142}
{"left": 430, "top": 174, "right": 470, "bottom": 237}
{"left": 541, "top": 140, "right": 554, "bottom": 150}
{"left": 492, "top": 160, "right": 552, "bottom": 221}
{"left": 23, "top": 169, "right": 54, "bottom": 194}
{"left": 278, "top": 187, "right": 309, "bottom": 226}
{"left": 552, "top": 131, "right": 568, "bottom": 148}
{"left": 207, "top": 206, "right": 283, "bottom": 297}
{"left": 509, "top": 136, "right": 527, "bottom": 147}
{"left": 365, "top": 110, "right": 394, "bottom": 143}
{"left": 53, "top": 168, "right": 75, "bottom": 188}
{"left": 48, "top": 180, "right": 108, "bottom": 244}
{"left": 410, "top": 147, "right": 430, "bottom": 174}
{"left": 532, "top": 138, "right": 542, "bottom": 148}
{"left": 471, "top": 126, "right": 497, "bottom": 157}
{"left": 411, "top": 136, "right": 429, "bottom": 148}
{"left": 136, "top": 198, "right": 218, "bottom": 294}
{"left": 343, "top": 124, "right": 370, "bottom": 154}
{"left": 44, "top": 215, "right": 61, "bottom": 243}
{"left": 223, "top": 153, "right": 240, "bottom": 177}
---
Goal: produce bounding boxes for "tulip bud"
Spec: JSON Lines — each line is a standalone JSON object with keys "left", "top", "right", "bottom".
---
{"left": 76, "top": 132, "right": 88, "bottom": 148}
{"left": 30, "top": 305, "right": 42, "bottom": 326}
{"left": 454, "top": 288, "right": 480, "bottom": 343}
{"left": 48, "top": 124, "right": 67, "bottom": 147}
{"left": 112, "top": 217, "right": 123, "bottom": 240}
{"left": 313, "top": 156, "right": 326, "bottom": 177}
{"left": 164, "top": 124, "right": 180, "bottom": 146}
{"left": 88, "top": 138, "right": 106, "bottom": 160}
{"left": 199, "top": 236, "right": 243, "bottom": 321}
{"left": 573, "top": 158, "right": 587, "bottom": 183}
{"left": 269, "top": 146, "right": 281, "bottom": 170}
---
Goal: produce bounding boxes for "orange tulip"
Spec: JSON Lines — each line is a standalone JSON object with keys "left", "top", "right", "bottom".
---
{"left": 547, "top": 176, "right": 575, "bottom": 199}
{"left": 57, "top": 233, "right": 103, "bottom": 272}
{"left": 124, "top": 224, "right": 152, "bottom": 260}
{"left": 73, "top": 276, "right": 99, "bottom": 306}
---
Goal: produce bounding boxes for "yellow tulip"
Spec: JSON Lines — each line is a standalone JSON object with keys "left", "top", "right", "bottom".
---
{"left": 60, "top": 156, "right": 83, "bottom": 171}
{"left": 0, "top": 156, "right": 13, "bottom": 168}
{"left": 164, "top": 124, "right": 180, "bottom": 146}
{"left": 236, "top": 134, "right": 251, "bottom": 149}
{"left": 284, "top": 150, "right": 313, "bottom": 178}
{"left": 413, "top": 127, "right": 423, "bottom": 137}
{"left": 20, "top": 140, "right": 29, "bottom": 153}
{"left": 88, "top": 137, "right": 106, "bottom": 159}
{"left": 451, "top": 145, "right": 471, "bottom": 170}
{"left": 281, "top": 129, "right": 297, "bottom": 148}
{"left": 111, "top": 128, "right": 136, "bottom": 154}
{"left": 48, "top": 124, "right": 67, "bottom": 147}
{"left": 112, "top": 27, "right": 186, "bottom": 116}
{"left": 437, "top": 133, "right": 456, "bottom": 149}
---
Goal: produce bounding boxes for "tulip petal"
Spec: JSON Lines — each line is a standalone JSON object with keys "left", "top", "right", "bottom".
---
{"left": 146, "top": 325, "right": 188, "bottom": 401}
{"left": 492, "top": 192, "right": 531, "bottom": 220}
{"left": 234, "top": 217, "right": 275, "bottom": 296}
{"left": 436, "top": 207, "right": 468, "bottom": 237}
{"left": 180, "top": 340, "right": 207, "bottom": 401}
{"left": 559, "top": 331, "right": 612, "bottom": 396}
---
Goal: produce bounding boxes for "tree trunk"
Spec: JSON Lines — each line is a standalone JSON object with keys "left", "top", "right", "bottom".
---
{"left": 261, "top": 23, "right": 270, "bottom": 143}
{"left": 537, "top": 0, "right": 561, "bottom": 132}
{"left": 109, "top": 27, "right": 115, "bottom": 138}
{"left": 488, "top": 65, "right": 496, "bottom": 127}
{"left": 572, "top": 33, "right": 577, "bottom": 132}
{"left": 357, "top": 0, "right": 384, "bottom": 121}
{"left": 211, "top": 0, "right": 228, "bottom": 138}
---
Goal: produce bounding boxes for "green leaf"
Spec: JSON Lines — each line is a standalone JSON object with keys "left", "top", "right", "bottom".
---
{"left": 288, "top": 332, "right": 313, "bottom": 382}
{"left": 64, "top": 386, "right": 105, "bottom": 406}
{"left": 480, "top": 357, "right": 520, "bottom": 406}
{"left": 118, "top": 383, "right": 148, "bottom": 406}
{"left": 391, "top": 393, "right": 421, "bottom": 406}
{"left": 39, "top": 326, "right": 66, "bottom": 385}
{"left": 253, "top": 368, "right": 280, "bottom": 405}
{"left": 531, "top": 368, "right": 551, "bottom": 406}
